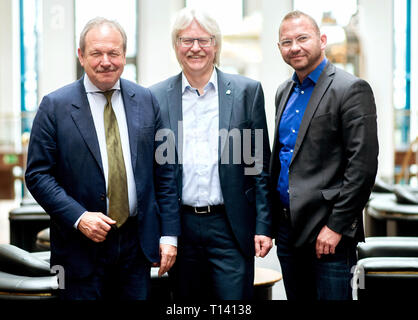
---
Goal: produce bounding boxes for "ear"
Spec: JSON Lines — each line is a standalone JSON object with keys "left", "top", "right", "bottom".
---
{"left": 77, "top": 48, "right": 84, "bottom": 67}
{"left": 320, "top": 34, "right": 327, "bottom": 50}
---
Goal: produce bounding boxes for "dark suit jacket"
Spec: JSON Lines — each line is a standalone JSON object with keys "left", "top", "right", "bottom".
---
{"left": 149, "top": 69, "right": 272, "bottom": 258}
{"left": 25, "top": 77, "right": 180, "bottom": 278}
{"left": 270, "top": 62, "right": 378, "bottom": 247}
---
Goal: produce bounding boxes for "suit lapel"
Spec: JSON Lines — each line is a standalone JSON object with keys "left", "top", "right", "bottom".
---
{"left": 167, "top": 73, "right": 183, "bottom": 153}
{"left": 70, "top": 79, "right": 103, "bottom": 172}
{"left": 217, "top": 69, "right": 234, "bottom": 158}
{"left": 120, "top": 79, "right": 139, "bottom": 171}
{"left": 273, "top": 80, "right": 294, "bottom": 145}
{"left": 290, "top": 63, "right": 335, "bottom": 165}
{"left": 270, "top": 80, "right": 294, "bottom": 176}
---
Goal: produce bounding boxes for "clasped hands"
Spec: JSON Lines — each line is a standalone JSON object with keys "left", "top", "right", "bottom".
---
{"left": 78, "top": 211, "right": 176, "bottom": 277}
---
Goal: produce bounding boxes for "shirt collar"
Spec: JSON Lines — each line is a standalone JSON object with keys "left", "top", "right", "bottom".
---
{"left": 181, "top": 67, "right": 218, "bottom": 94}
{"left": 83, "top": 74, "right": 121, "bottom": 93}
{"left": 292, "top": 57, "right": 328, "bottom": 86}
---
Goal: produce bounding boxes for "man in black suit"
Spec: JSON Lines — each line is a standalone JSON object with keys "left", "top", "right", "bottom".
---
{"left": 150, "top": 8, "right": 272, "bottom": 300}
{"left": 270, "top": 11, "right": 378, "bottom": 300}
{"left": 25, "top": 18, "right": 180, "bottom": 300}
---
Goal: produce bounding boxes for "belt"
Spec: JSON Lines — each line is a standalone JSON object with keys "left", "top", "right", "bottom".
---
{"left": 109, "top": 215, "right": 136, "bottom": 232}
{"left": 181, "top": 205, "right": 225, "bottom": 214}
{"left": 280, "top": 207, "right": 291, "bottom": 221}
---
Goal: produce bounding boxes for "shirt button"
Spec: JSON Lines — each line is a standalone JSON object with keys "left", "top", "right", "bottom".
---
{"left": 296, "top": 110, "right": 300, "bottom": 113}
{"left": 292, "top": 129, "right": 296, "bottom": 133}
{"left": 290, "top": 149, "right": 293, "bottom": 152}
{"left": 301, "top": 91, "right": 304, "bottom": 94}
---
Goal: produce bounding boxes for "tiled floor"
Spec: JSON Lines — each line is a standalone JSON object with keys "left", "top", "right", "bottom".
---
{"left": 0, "top": 199, "right": 287, "bottom": 299}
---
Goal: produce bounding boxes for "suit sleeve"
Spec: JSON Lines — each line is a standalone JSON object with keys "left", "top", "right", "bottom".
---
{"left": 25, "top": 96, "right": 87, "bottom": 230}
{"left": 151, "top": 92, "right": 181, "bottom": 237}
{"left": 326, "top": 79, "right": 379, "bottom": 237}
{"left": 250, "top": 82, "right": 273, "bottom": 237}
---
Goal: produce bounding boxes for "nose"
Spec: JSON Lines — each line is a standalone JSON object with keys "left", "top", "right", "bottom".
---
{"left": 290, "top": 40, "right": 301, "bottom": 51}
{"left": 190, "top": 39, "right": 201, "bottom": 51}
{"left": 101, "top": 54, "right": 111, "bottom": 65}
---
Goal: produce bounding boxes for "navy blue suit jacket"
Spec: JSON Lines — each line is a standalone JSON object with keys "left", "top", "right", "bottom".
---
{"left": 150, "top": 69, "right": 272, "bottom": 258}
{"left": 25, "top": 77, "right": 180, "bottom": 278}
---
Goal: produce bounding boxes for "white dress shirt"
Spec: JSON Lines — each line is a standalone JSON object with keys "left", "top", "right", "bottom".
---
{"left": 84, "top": 75, "right": 137, "bottom": 217}
{"left": 181, "top": 68, "right": 224, "bottom": 207}
{"left": 76, "top": 76, "right": 176, "bottom": 246}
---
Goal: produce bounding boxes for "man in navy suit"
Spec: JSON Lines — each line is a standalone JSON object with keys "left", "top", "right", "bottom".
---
{"left": 150, "top": 8, "right": 272, "bottom": 300}
{"left": 25, "top": 17, "right": 180, "bottom": 300}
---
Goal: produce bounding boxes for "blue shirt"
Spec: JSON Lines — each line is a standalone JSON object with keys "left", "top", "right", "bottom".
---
{"left": 277, "top": 58, "right": 327, "bottom": 207}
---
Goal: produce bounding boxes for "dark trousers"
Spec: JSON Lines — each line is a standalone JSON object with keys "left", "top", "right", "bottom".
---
{"left": 59, "top": 217, "right": 150, "bottom": 300}
{"left": 173, "top": 207, "right": 254, "bottom": 300}
{"left": 276, "top": 217, "right": 357, "bottom": 300}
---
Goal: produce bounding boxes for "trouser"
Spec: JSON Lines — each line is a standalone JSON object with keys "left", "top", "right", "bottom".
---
{"left": 172, "top": 205, "right": 254, "bottom": 300}
{"left": 59, "top": 217, "right": 150, "bottom": 300}
{"left": 276, "top": 215, "right": 357, "bottom": 300}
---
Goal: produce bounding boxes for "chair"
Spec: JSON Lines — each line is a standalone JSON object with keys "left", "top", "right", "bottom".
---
{"left": 34, "top": 227, "right": 173, "bottom": 300}
{"left": 0, "top": 244, "right": 58, "bottom": 300}
{"left": 353, "top": 237, "right": 418, "bottom": 300}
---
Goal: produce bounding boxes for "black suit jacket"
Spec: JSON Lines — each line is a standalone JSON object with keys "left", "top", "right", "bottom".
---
{"left": 25, "top": 77, "right": 180, "bottom": 278}
{"left": 150, "top": 69, "right": 272, "bottom": 258}
{"left": 270, "top": 62, "right": 378, "bottom": 247}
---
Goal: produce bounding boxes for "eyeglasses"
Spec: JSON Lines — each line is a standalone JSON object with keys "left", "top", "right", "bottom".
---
{"left": 177, "top": 37, "right": 215, "bottom": 48}
{"left": 278, "top": 35, "right": 311, "bottom": 48}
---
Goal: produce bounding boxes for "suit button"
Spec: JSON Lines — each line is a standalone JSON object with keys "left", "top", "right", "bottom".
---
{"left": 100, "top": 194, "right": 106, "bottom": 201}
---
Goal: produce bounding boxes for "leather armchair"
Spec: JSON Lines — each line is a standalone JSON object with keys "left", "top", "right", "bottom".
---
{"left": 0, "top": 244, "right": 58, "bottom": 300}
{"left": 353, "top": 237, "right": 418, "bottom": 300}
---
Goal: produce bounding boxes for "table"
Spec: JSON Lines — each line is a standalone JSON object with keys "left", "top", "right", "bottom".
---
{"left": 253, "top": 267, "right": 282, "bottom": 300}
{"left": 365, "top": 193, "right": 418, "bottom": 236}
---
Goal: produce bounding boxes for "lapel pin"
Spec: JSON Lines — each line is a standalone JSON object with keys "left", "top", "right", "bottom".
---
{"left": 226, "top": 90, "right": 231, "bottom": 95}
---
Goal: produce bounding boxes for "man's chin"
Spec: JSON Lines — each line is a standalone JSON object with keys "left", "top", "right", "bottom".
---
{"left": 95, "top": 79, "right": 117, "bottom": 91}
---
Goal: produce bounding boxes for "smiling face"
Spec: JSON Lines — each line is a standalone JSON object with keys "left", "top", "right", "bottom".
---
{"left": 278, "top": 15, "right": 327, "bottom": 81}
{"left": 78, "top": 24, "right": 126, "bottom": 91}
{"left": 175, "top": 19, "right": 217, "bottom": 79}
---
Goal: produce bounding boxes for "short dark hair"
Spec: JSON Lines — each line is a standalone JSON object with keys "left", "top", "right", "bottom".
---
{"left": 279, "top": 10, "right": 321, "bottom": 37}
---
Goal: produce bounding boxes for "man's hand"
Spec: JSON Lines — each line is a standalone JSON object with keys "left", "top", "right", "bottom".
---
{"left": 254, "top": 235, "right": 273, "bottom": 258}
{"left": 152, "top": 244, "right": 177, "bottom": 277}
{"left": 78, "top": 211, "right": 116, "bottom": 243}
{"left": 315, "top": 225, "right": 342, "bottom": 259}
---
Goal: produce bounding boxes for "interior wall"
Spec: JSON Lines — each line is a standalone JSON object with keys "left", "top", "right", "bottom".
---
{"left": 260, "top": 0, "right": 293, "bottom": 146}
{"left": 137, "top": 0, "right": 183, "bottom": 87}
{"left": 0, "top": 0, "right": 21, "bottom": 150}
{"left": 38, "top": 0, "right": 76, "bottom": 98}
{"left": 358, "top": 0, "right": 394, "bottom": 180}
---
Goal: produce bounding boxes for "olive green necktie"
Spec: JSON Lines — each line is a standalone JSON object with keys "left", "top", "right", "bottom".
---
{"left": 102, "top": 90, "right": 129, "bottom": 227}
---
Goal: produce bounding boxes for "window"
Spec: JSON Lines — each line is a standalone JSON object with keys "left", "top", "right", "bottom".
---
{"left": 393, "top": 0, "right": 411, "bottom": 149}
{"left": 293, "top": 0, "right": 359, "bottom": 75}
{"left": 20, "top": 0, "right": 41, "bottom": 134}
